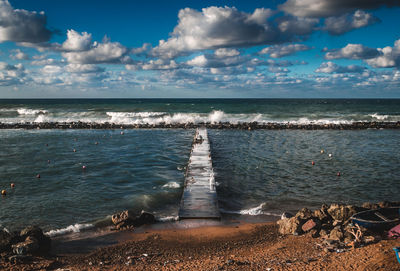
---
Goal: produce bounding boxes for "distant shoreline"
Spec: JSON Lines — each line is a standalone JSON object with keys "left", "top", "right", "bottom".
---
{"left": 0, "top": 121, "right": 399, "bottom": 130}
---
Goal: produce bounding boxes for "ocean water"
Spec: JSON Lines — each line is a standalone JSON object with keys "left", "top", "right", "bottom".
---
{"left": 0, "top": 99, "right": 400, "bottom": 125}
{"left": 0, "top": 99, "right": 399, "bottom": 235}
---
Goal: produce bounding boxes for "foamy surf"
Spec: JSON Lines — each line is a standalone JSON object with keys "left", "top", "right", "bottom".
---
{"left": 162, "top": 182, "right": 181, "bottom": 189}
{"left": 17, "top": 108, "right": 48, "bottom": 115}
{"left": 157, "top": 216, "right": 179, "bottom": 222}
{"left": 220, "top": 203, "right": 281, "bottom": 217}
{"left": 45, "top": 223, "right": 94, "bottom": 237}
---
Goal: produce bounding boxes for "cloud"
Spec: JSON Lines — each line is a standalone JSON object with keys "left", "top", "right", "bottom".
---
{"left": 186, "top": 51, "right": 248, "bottom": 68}
{"left": 125, "top": 59, "right": 179, "bottom": 70}
{"left": 62, "top": 30, "right": 92, "bottom": 51}
{"left": 31, "top": 58, "right": 57, "bottom": 66}
{"left": 279, "top": 0, "right": 400, "bottom": 18}
{"left": 324, "top": 10, "right": 379, "bottom": 35}
{"left": 62, "top": 36, "right": 129, "bottom": 64}
{"left": 0, "top": 0, "right": 52, "bottom": 43}
{"left": 366, "top": 39, "right": 400, "bottom": 68}
{"left": 214, "top": 48, "right": 240, "bottom": 57}
{"left": 0, "top": 62, "right": 27, "bottom": 85}
{"left": 325, "top": 44, "right": 380, "bottom": 60}
{"left": 151, "top": 6, "right": 315, "bottom": 59}
{"left": 65, "top": 64, "right": 104, "bottom": 73}
{"left": 276, "top": 16, "right": 319, "bottom": 36}
{"left": 9, "top": 49, "right": 29, "bottom": 60}
{"left": 260, "top": 44, "right": 311, "bottom": 58}
{"left": 315, "top": 61, "right": 366, "bottom": 73}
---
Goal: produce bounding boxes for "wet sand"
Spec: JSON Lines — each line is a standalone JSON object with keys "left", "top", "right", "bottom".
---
{"left": 2, "top": 221, "right": 399, "bottom": 270}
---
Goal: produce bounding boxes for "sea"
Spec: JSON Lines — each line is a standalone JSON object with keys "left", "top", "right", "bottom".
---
{"left": 0, "top": 99, "right": 399, "bottom": 237}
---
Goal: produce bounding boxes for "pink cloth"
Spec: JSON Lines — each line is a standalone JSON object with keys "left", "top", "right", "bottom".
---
{"left": 388, "top": 224, "right": 400, "bottom": 238}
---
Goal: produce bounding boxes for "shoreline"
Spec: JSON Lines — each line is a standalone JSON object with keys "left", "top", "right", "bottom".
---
{"left": 2, "top": 220, "right": 399, "bottom": 270}
{"left": 0, "top": 121, "right": 399, "bottom": 130}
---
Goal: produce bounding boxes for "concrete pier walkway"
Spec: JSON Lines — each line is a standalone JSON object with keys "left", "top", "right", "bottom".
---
{"left": 179, "top": 128, "right": 220, "bottom": 220}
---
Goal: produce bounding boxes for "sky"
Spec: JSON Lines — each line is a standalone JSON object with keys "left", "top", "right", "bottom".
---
{"left": 0, "top": 0, "right": 399, "bottom": 98}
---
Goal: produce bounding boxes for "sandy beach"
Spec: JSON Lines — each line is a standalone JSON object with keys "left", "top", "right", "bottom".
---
{"left": 1, "top": 221, "right": 399, "bottom": 271}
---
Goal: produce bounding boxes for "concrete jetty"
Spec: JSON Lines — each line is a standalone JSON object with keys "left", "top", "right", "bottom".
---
{"left": 179, "top": 128, "right": 220, "bottom": 220}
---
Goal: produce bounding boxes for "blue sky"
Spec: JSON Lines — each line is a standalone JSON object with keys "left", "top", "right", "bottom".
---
{"left": 0, "top": 0, "right": 399, "bottom": 98}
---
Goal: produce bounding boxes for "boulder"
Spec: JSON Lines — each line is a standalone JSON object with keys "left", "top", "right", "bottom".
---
{"left": 329, "top": 226, "right": 344, "bottom": 241}
{"left": 12, "top": 236, "right": 41, "bottom": 255}
{"left": 112, "top": 210, "right": 156, "bottom": 229}
{"left": 111, "top": 210, "right": 134, "bottom": 225}
{"left": 313, "top": 209, "right": 331, "bottom": 223}
{"left": 277, "top": 216, "right": 304, "bottom": 235}
{"left": 135, "top": 211, "right": 156, "bottom": 226}
{"left": 377, "top": 201, "right": 391, "bottom": 208}
{"left": 0, "top": 229, "right": 12, "bottom": 252}
{"left": 327, "top": 204, "right": 359, "bottom": 222}
{"left": 295, "top": 208, "right": 312, "bottom": 220}
{"left": 362, "top": 202, "right": 379, "bottom": 210}
{"left": 19, "top": 226, "right": 51, "bottom": 254}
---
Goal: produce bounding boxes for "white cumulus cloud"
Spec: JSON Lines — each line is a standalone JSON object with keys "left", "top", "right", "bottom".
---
{"left": 325, "top": 44, "right": 380, "bottom": 60}
{"left": 260, "top": 44, "right": 311, "bottom": 58}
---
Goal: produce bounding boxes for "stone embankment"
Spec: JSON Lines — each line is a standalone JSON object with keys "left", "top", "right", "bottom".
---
{"left": 277, "top": 201, "right": 400, "bottom": 252}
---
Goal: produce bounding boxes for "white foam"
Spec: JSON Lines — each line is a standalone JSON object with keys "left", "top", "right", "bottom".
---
{"left": 157, "top": 216, "right": 179, "bottom": 222}
{"left": 17, "top": 108, "right": 48, "bottom": 115}
{"left": 45, "top": 223, "right": 94, "bottom": 237}
{"left": 162, "top": 181, "right": 180, "bottom": 189}
{"left": 220, "top": 203, "right": 281, "bottom": 217}
{"left": 369, "top": 113, "right": 389, "bottom": 120}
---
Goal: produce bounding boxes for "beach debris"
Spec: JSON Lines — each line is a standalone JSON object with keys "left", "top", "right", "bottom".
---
{"left": 388, "top": 224, "right": 400, "bottom": 239}
{"left": 36, "top": 174, "right": 40, "bottom": 178}
{"left": 1, "top": 189, "right": 6, "bottom": 196}
{"left": 10, "top": 183, "right": 15, "bottom": 188}
{"left": 302, "top": 219, "right": 319, "bottom": 232}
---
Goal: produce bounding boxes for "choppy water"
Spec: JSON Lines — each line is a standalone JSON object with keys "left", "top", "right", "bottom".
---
{"left": 0, "top": 99, "right": 399, "bottom": 236}
{"left": 0, "top": 99, "right": 399, "bottom": 125}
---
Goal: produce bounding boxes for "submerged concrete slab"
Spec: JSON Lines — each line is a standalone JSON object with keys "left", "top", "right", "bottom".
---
{"left": 179, "top": 128, "right": 220, "bottom": 220}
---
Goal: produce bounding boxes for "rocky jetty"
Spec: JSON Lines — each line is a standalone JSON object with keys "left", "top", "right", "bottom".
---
{"left": 277, "top": 201, "right": 400, "bottom": 252}
{"left": 111, "top": 210, "right": 156, "bottom": 230}
{"left": 0, "top": 226, "right": 51, "bottom": 264}
{"left": 0, "top": 121, "right": 399, "bottom": 130}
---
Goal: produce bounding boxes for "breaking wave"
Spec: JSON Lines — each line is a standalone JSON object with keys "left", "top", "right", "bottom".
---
{"left": 17, "top": 108, "right": 48, "bottom": 115}
{"left": 45, "top": 223, "right": 94, "bottom": 237}
{"left": 162, "top": 182, "right": 181, "bottom": 189}
{"left": 220, "top": 203, "right": 281, "bottom": 216}
{"left": 1, "top": 109, "right": 400, "bottom": 125}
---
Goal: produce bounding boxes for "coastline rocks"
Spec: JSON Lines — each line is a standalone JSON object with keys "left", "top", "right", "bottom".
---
{"left": 327, "top": 204, "right": 360, "bottom": 223}
{"left": 277, "top": 217, "right": 304, "bottom": 235}
{"left": 111, "top": 210, "right": 156, "bottom": 230}
{"left": 0, "top": 229, "right": 12, "bottom": 252}
{"left": 0, "top": 226, "right": 50, "bottom": 256}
